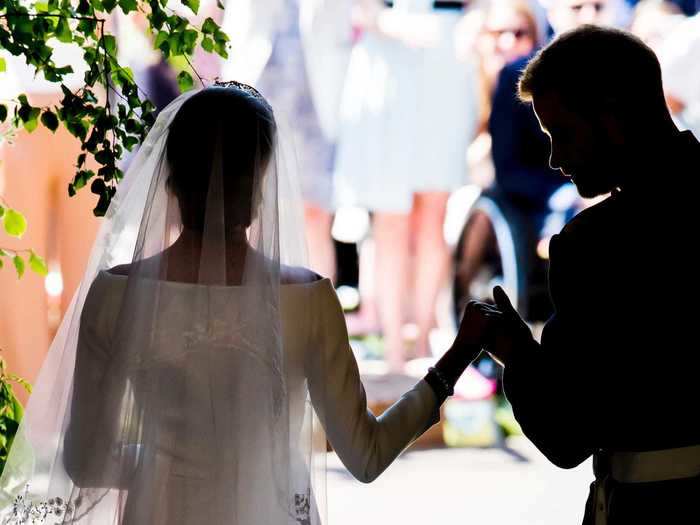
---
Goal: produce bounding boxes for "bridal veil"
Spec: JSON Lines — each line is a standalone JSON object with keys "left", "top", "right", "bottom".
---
{"left": 0, "top": 83, "right": 327, "bottom": 524}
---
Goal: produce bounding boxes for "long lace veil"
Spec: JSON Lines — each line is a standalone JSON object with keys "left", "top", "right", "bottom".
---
{"left": 0, "top": 84, "right": 327, "bottom": 524}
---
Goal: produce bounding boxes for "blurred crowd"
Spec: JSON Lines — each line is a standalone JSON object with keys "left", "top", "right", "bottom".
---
{"left": 1, "top": 0, "right": 699, "bottom": 386}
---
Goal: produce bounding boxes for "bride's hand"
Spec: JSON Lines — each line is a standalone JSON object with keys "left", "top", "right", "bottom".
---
{"left": 454, "top": 301, "right": 503, "bottom": 355}
{"left": 433, "top": 302, "right": 502, "bottom": 388}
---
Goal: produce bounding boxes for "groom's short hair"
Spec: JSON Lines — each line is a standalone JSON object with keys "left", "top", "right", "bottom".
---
{"left": 518, "top": 25, "right": 668, "bottom": 117}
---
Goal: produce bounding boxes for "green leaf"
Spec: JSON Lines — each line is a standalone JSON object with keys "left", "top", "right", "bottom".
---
{"left": 13, "top": 376, "right": 31, "bottom": 395}
{"left": 0, "top": 258, "right": 4, "bottom": 269}
{"left": 94, "top": 148, "right": 112, "bottom": 165}
{"left": 213, "top": 29, "right": 230, "bottom": 58}
{"left": 66, "top": 118, "right": 89, "bottom": 141}
{"left": 0, "top": 58, "right": 5, "bottom": 73}
{"left": 3, "top": 209, "right": 27, "bottom": 238}
{"left": 23, "top": 113, "right": 40, "bottom": 132}
{"left": 94, "top": 193, "right": 110, "bottom": 216}
{"left": 77, "top": 17, "right": 98, "bottom": 36}
{"left": 33, "top": 19, "right": 52, "bottom": 43}
{"left": 82, "top": 88, "right": 98, "bottom": 104}
{"left": 83, "top": 47, "right": 97, "bottom": 65}
{"left": 103, "top": 0, "right": 118, "bottom": 12}
{"left": 0, "top": 105, "right": 7, "bottom": 123}
{"left": 55, "top": 18, "right": 72, "bottom": 43}
{"left": 3, "top": 410, "right": 20, "bottom": 436}
{"left": 149, "top": 5, "right": 167, "bottom": 30}
{"left": 177, "top": 70, "right": 194, "bottom": 92}
{"left": 182, "top": 0, "right": 199, "bottom": 13}
{"left": 0, "top": 206, "right": 4, "bottom": 219}
{"left": 90, "top": 177, "right": 106, "bottom": 195}
{"left": 54, "top": 65, "right": 74, "bottom": 76}
{"left": 118, "top": 66, "right": 134, "bottom": 85}
{"left": 217, "top": 0, "right": 224, "bottom": 9}
{"left": 123, "top": 135, "right": 139, "bottom": 151}
{"left": 118, "top": 0, "right": 137, "bottom": 12}
{"left": 12, "top": 256, "right": 24, "bottom": 278}
{"left": 201, "top": 36, "right": 214, "bottom": 53}
{"left": 11, "top": 392, "right": 25, "bottom": 420}
{"left": 201, "top": 17, "right": 217, "bottom": 34}
{"left": 103, "top": 35, "right": 117, "bottom": 57}
{"left": 28, "top": 251, "right": 48, "bottom": 277}
{"left": 214, "top": 28, "right": 229, "bottom": 44}
{"left": 72, "top": 169, "right": 93, "bottom": 190}
{"left": 40, "top": 110, "right": 59, "bottom": 132}
{"left": 153, "top": 29, "right": 167, "bottom": 50}
{"left": 18, "top": 104, "right": 40, "bottom": 133}
{"left": 168, "top": 33, "right": 181, "bottom": 55}
{"left": 182, "top": 29, "right": 198, "bottom": 53}
{"left": 214, "top": 40, "right": 229, "bottom": 59}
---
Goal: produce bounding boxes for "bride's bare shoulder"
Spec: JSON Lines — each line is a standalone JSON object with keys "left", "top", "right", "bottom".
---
{"left": 280, "top": 265, "right": 323, "bottom": 285}
{"left": 104, "top": 254, "right": 160, "bottom": 276}
{"left": 104, "top": 260, "right": 325, "bottom": 285}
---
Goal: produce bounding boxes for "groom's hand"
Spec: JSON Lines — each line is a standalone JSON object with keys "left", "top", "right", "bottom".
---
{"left": 485, "top": 286, "right": 535, "bottom": 366}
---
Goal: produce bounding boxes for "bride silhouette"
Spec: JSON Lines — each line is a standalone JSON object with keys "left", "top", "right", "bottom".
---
{"left": 0, "top": 84, "right": 489, "bottom": 524}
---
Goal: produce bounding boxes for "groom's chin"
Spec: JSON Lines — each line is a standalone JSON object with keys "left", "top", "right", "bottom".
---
{"left": 572, "top": 180, "right": 610, "bottom": 199}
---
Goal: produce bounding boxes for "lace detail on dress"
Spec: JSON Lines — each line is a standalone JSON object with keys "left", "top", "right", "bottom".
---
{"left": 180, "top": 318, "right": 284, "bottom": 387}
{"left": 2, "top": 486, "right": 75, "bottom": 525}
{"left": 294, "top": 491, "right": 311, "bottom": 525}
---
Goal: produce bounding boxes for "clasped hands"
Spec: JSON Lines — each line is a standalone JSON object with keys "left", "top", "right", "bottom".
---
{"left": 454, "top": 286, "right": 535, "bottom": 367}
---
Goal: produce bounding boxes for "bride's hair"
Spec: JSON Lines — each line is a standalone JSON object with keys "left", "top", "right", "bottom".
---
{"left": 165, "top": 85, "right": 276, "bottom": 230}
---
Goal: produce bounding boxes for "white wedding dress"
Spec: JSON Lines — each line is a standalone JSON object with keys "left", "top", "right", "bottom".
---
{"left": 73, "top": 271, "right": 438, "bottom": 524}
{"left": 0, "top": 84, "right": 438, "bottom": 525}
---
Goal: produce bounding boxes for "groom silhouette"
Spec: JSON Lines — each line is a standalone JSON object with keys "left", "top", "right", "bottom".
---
{"left": 467, "top": 26, "right": 700, "bottom": 524}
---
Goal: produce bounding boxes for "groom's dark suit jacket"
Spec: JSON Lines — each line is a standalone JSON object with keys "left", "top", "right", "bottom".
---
{"left": 503, "top": 130, "right": 700, "bottom": 523}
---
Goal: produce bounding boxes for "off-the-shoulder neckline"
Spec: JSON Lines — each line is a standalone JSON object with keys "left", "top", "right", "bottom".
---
{"left": 98, "top": 269, "right": 332, "bottom": 289}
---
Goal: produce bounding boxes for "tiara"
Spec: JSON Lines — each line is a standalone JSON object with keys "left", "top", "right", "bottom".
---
{"left": 212, "top": 79, "right": 272, "bottom": 111}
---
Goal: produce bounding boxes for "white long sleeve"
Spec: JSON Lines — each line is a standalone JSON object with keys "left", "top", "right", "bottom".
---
{"left": 305, "top": 280, "right": 440, "bottom": 483}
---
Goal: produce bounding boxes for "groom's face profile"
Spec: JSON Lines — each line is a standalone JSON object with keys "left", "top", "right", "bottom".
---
{"left": 532, "top": 92, "right": 620, "bottom": 198}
